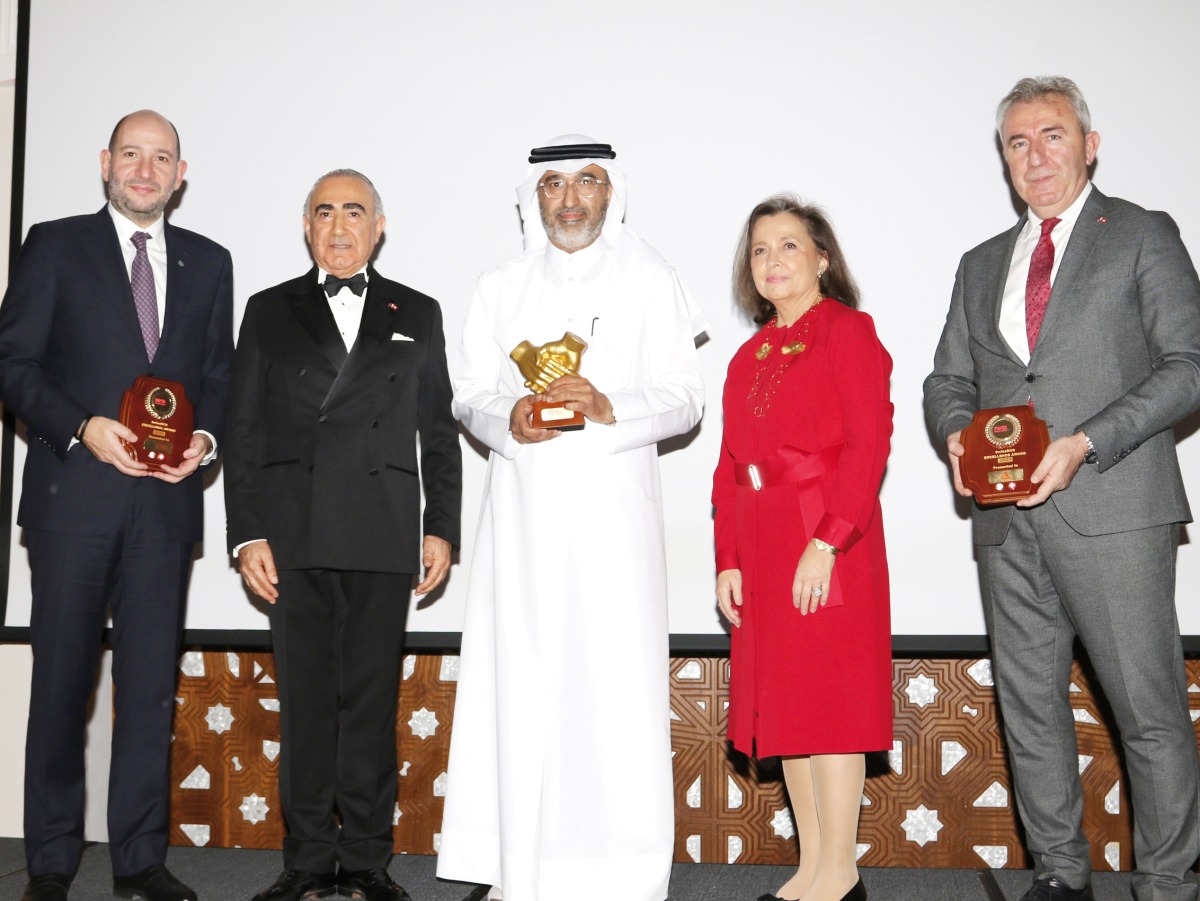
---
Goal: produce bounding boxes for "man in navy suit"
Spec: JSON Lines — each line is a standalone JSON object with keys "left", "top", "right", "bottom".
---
{"left": 0, "top": 110, "right": 233, "bottom": 901}
{"left": 225, "top": 170, "right": 460, "bottom": 901}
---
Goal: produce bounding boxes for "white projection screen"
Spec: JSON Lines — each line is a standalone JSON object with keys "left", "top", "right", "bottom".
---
{"left": 3, "top": 0, "right": 1200, "bottom": 649}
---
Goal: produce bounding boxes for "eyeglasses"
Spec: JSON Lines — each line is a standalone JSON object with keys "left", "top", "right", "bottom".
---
{"left": 537, "top": 175, "right": 609, "bottom": 199}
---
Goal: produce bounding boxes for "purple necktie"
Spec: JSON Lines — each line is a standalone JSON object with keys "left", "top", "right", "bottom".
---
{"left": 1025, "top": 217, "right": 1061, "bottom": 352}
{"left": 130, "top": 231, "right": 159, "bottom": 362}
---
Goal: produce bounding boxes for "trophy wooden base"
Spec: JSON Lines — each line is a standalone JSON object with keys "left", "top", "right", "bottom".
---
{"left": 960, "top": 405, "right": 1050, "bottom": 505}
{"left": 532, "top": 400, "right": 584, "bottom": 431}
{"left": 118, "top": 375, "right": 194, "bottom": 471}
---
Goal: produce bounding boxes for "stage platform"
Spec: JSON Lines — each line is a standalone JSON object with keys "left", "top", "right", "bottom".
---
{"left": 0, "top": 838, "right": 1139, "bottom": 900}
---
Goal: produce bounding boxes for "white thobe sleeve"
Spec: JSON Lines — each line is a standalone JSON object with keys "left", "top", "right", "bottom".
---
{"left": 452, "top": 276, "right": 525, "bottom": 460}
{"left": 606, "top": 270, "right": 706, "bottom": 454}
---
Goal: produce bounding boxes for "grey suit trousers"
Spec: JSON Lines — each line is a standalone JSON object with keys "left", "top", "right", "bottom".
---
{"left": 978, "top": 502, "right": 1200, "bottom": 901}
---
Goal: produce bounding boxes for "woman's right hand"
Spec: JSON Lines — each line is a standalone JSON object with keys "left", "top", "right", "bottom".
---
{"left": 717, "top": 568, "right": 743, "bottom": 628}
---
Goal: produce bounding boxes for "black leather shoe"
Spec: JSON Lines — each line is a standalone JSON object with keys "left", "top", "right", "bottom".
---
{"left": 840, "top": 877, "right": 867, "bottom": 901}
{"left": 339, "top": 868, "right": 412, "bottom": 901}
{"left": 22, "top": 874, "right": 70, "bottom": 901}
{"left": 1020, "top": 875, "right": 1096, "bottom": 901}
{"left": 251, "top": 869, "right": 338, "bottom": 901}
{"left": 113, "top": 864, "right": 198, "bottom": 901}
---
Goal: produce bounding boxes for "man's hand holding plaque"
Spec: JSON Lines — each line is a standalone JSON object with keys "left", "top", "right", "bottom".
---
{"left": 117, "top": 375, "right": 195, "bottom": 473}
{"left": 510, "top": 332, "right": 590, "bottom": 432}
{"left": 957, "top": 405, "right": 1052, "bottom": 505}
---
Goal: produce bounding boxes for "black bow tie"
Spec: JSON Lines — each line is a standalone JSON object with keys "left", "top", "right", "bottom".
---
{"left": 323, "top": 273, "right": 367, "bottom": 297}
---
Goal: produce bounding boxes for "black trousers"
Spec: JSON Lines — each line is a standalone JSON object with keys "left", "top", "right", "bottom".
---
{"left": 24, "top": 483, "right": 191, "bottom": 879}
{"left": 269, "top": 568, "right": 412, "bottom": 872}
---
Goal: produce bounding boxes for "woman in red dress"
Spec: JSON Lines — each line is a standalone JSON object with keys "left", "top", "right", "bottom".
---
{"left": 713, "top": 195, "right": 893, "bottom": 901}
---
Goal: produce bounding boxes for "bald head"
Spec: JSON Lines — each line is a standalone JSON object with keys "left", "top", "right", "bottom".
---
{"left": 101, "top": 109, "right": 187, "bottom": 226}
{"left": 108, "top": 110, "right": 180, "bottom": 160}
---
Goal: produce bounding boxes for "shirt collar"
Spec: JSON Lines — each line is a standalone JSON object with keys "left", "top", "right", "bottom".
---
{"left": 317, "top": 266, "right": 369, "bottom": 285}
{"left": 108, "top": 202, "right": 166, "bottom": 245}
{"left": 545, "top": 236, "right": 607, "bottom": 280}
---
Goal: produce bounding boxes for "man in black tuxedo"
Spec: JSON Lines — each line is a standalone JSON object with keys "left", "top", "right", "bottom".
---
{"left": 0, "top": 110, "right": 233, "bottom": 901}
{"left": 225, "top": 169, "right": 461, "bottom": 901}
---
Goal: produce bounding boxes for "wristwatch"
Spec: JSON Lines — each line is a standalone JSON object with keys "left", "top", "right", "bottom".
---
{"left": 1077, "top": 430, "right": 1097, "bottom": 465}
{"left": 813, "top": 538, "right": 839, "bottom": 556}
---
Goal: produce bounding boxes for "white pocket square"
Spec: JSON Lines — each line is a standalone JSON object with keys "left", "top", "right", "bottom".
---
{"left": 392, "top": 333, "right": 415, "bottom": 342}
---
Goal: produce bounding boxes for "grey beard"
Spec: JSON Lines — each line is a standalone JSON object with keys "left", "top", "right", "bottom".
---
{"left": 545, "top": 218, "right": 603, "bottom": 252}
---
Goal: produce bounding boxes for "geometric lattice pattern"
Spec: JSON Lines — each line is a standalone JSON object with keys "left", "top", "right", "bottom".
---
{"left": 170, "top": 652, "right": 1200, "bottom": 868}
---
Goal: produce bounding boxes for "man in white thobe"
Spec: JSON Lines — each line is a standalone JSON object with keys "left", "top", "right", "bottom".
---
{"left": 437, "top": 136, "right": 706, "bottom": 901}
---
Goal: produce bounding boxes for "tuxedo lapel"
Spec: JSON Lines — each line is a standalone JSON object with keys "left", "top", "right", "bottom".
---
{"left": 287, "top": 267, "right": 349, "bottom": 373}
{"left": 1034, "top": 190, "right": 1110, "bottom": 350}
{"left": 322, "top": 267, "right": 394, "bottom": 410}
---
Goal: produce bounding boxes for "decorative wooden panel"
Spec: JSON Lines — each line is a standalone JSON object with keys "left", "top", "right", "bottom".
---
{"left": 168, "top": 652, "right": 1200, "bottom": 870}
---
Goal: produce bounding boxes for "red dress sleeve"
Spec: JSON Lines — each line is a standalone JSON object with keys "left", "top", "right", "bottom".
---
{"left": 712, "top": 431, "right": 740, "bottom": 572}
{"left": 813, "top": 310, "right": 893, "bottom": 552}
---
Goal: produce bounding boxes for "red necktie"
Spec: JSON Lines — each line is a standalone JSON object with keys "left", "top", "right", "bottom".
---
{"left": 1025, "top": 217, "right": 1061, "bottom": 352}
{"left": 130, "top": 231, "right": 160, "bottom": 362}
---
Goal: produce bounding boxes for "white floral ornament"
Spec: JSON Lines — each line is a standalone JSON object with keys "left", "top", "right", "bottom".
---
{"left": 239, "top": 794, "right": 269, "bottom": 824}
{"left": 205, "top": 704, "right": 234, "bottom": 734}
{"left": 769, "top": 808, "right": 795, "bottom": 840}
{"left": 901, "top": 805, "right": 943, "bottom": 846}
{"left": 408, "top": 707, "right": 439, "bottom": 740}
{"left": 905, "top": 673, "right": 939, "bottom": 709}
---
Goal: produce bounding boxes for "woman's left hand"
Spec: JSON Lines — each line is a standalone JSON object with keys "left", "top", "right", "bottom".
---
{"left": 792, "top": 541, "right": 836, "bottom": 615}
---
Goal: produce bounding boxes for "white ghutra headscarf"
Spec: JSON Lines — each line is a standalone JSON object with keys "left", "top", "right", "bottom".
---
{"left": 515, "top": 134, "right": 628, "bottom": 252}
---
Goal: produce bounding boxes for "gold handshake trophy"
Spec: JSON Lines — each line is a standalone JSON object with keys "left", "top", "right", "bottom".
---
{"left": 510, "top": 331, "right": 589, "bottom": 431}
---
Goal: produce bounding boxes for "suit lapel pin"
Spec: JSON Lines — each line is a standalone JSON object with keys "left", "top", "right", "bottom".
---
{"left": 177, "top": 259, "right": 185, "bottom": 266}
{"left": 387, "top": 302, "right": 398, "bottom": 311}
{"left": 1096, "top": 216, "right": 1107, "bottom": 224}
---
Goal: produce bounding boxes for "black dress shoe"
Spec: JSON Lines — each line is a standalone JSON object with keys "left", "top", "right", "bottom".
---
{"left": 113, "top": 864, "right": 198, "bottom": 901}
{"left": 1019, "top": 875, "right": 1096, "bottom": 901}
{"left": 338, "top": 868, "right": 412, "bottom": 901}
{"left": 22, "top": 874, "right": 70, "bottom": 901}
{"left": 251, "top": 869, "right": 338, "bottom": 901}
{"left": 839, "top": 877, "right": 867, "bottom": 901}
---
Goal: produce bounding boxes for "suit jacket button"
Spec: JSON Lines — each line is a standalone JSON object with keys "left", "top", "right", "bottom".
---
{"left": 388, "top": 373, "right": 396, "bottom": 382}
{"left": 318, "top": 414, "right": 327, "bottom": 423}
{"left": 298, "top": 367, "right": 306, "bottom": 376}
{"left": 371, "top": 419, "right": 379, "bottom": 428}
{"left": 368, "top": 468, "right": 378, "bottom": 476}
{"left": 1024, "top": 373, "right": 1036, "bottom": 383}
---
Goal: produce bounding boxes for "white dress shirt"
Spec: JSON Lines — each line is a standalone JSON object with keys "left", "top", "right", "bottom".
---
{"left": 998, "top": 183, "right": 1094, "bottom": 364}
{"left": 86, "top": 204, "right": 217, "bottom": 461}
{"left": 108, "top": 203, "right": 168, "bottom": 330}
{"left": 319, "top": 266, "right": 369, "bottom": 349}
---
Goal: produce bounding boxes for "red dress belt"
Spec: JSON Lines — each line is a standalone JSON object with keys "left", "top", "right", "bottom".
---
{"left": 733, "top": 445, "right": 841, "bottom": 490}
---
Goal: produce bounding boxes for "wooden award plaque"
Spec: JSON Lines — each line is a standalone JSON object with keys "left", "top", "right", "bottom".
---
{"left": 959, "top": 405, "right": 1051, "bottom": 505}
{"left": 118, "top": 375, "right": 194, "bottom": 471}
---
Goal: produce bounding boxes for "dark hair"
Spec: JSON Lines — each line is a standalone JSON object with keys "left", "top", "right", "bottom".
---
{"left": 733, "top": 193, "right": 859, "bottom": 324}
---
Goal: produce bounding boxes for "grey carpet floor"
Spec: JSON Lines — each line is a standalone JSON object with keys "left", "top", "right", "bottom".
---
{"left": 0, "top": 839, "right": 1138, "bottom": 900}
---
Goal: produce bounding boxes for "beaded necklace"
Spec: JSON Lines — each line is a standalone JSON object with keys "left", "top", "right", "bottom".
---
{"left": 746, "top": 299, "right": 823, "bottom": 418}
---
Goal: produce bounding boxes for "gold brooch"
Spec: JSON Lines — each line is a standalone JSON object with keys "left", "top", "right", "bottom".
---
{"left": 755, "top": 342, "right": 773, "bottom": 361}
{"left": 781, "top": 342, "right": 806, "bottom": 355}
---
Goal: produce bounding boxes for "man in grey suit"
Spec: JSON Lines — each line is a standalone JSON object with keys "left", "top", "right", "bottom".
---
{"left": 925, "top": 76, "right": 1200, "bottom": 901}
